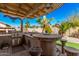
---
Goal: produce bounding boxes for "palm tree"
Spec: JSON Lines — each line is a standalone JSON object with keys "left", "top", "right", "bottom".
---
{"left": 59, "top": 21, "right": 71, "bottom": 36}
{"left": 36, "top": 16, "right": 54, "bottom": 34}
{"left": 69, "top": 15, "right": 79, "bottom": 35}
{"left": 69, "top": 15, "right": 79, "bottom": 28}
{"left": 59, "top": 14, "right": 79, "bottom": 36}
{"left": 25, "top": 20, "right": 30, "bottom": 32}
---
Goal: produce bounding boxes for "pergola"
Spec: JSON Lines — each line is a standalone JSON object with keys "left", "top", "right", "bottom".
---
{"left": 0, "top": 3, "right": 63, "bottom": 32}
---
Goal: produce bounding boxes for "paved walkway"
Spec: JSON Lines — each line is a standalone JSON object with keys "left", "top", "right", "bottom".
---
{"left": 62, "top": 36, "right": 79, "bottom": 44}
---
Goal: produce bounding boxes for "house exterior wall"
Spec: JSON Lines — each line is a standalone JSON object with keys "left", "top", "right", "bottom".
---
{"left": 0, "top": 22, "right": 7, "bottom": 28}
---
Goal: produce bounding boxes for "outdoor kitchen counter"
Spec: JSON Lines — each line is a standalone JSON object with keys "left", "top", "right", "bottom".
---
{"left": 32, "top": 34, "right": 61, "bottom": 56}
{"left": 0, "top": 34, "right": 12, "bottom": 47}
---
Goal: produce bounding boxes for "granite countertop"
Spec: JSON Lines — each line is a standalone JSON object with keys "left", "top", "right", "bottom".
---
{"left": 32, "top": 34, "right": 61, "bottom": 39}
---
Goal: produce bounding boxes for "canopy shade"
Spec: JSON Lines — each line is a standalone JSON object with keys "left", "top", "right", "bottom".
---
{"left": 0, "top": 3, "right": 63, "bottom": 18}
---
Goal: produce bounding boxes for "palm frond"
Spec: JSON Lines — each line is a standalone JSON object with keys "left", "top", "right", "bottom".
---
{"left": 36, "top": 18, "right": 42, "bottom": 24}
{"left": 48, "top": 18, "right": 54, "bottom": 23}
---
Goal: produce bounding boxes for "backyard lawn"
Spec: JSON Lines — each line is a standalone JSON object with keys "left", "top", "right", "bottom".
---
{"left": 56, "top": 40, "right": 79, "bottom": 49}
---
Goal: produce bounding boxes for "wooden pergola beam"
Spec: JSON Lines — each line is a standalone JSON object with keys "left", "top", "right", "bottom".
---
{"left": 0, "top": 4, "right": 26, "bottom": 16}
{"left": 5, "top": 4, "right": 26, "bottom": 15}
{"left": 0, "top": 3, "right": 63, "bottom": 18}
{"left": 0, "top": 8, "right": 24, "bottom": 18}
{"left": 27, "top": 4, "right": 45, "bottom": 18}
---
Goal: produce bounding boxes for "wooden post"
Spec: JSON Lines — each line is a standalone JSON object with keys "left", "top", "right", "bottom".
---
{"left": 20, "top": 19, "right": 23, "bottom": 32}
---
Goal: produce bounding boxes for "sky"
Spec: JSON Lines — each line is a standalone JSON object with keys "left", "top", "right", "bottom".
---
{"left": 0, "top": 3, "right": 79, "bottom": 27}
